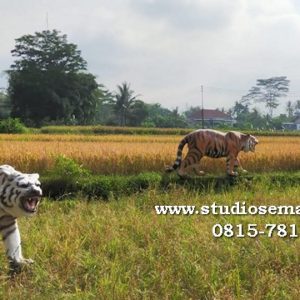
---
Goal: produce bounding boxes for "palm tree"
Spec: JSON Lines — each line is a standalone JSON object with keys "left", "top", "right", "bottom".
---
{"left": 113, "top": 82, "right": 139, "bottom": 126}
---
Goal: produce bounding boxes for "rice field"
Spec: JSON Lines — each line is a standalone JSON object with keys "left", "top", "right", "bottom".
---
{"left": 0, "top": 134, "right": 299, "bottom": 175}
{"left": 0, "top": 132, "right": 299, "bottom": 299}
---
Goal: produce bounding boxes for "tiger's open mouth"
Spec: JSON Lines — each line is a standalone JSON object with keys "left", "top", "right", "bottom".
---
{"left": 21, "top": 197, "right": 41, "bottom": 213}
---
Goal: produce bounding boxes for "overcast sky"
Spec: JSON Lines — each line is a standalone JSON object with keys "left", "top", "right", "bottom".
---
{"left": 1, "top": 0, "right": 300, "bottom": 114}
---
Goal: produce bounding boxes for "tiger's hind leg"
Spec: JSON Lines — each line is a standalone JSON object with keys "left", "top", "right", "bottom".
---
{"left": 177, "top": 149, "right": 203, "bottom": 177}
{"left": 192, "top": 164, "right": 205, "bottom": 176}
{"left": 178, "top": 163, "right": 205, "bottom": 177}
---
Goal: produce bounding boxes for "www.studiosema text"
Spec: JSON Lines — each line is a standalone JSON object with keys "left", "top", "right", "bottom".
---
{"left": 154, "top": 202, "right": 300, "bottom": 216}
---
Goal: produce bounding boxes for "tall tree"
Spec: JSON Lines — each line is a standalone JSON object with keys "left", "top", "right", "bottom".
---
{"left": 294, "top": 100, "right": 300, "bottom": 115}
{"left": 242, "top": 76, "right": 290, "bottom": 117}
{"left": 93, "top": 87, "right": 115, "bottom": 125}
{"left": 127, "top": 100, "right": 148, "bottom": 126}
{"left": 7, "top": 30, "right": 101, "bottom": 125}
{"left": 232, "top": 101, "right": 249, "bottom": 121}
{"left": 0, "top": 91, "right": 11, "bottom": 119}
{"left": 113, "top": 82, "right": 140, "bottom": 126}
{"left": 144, "top": 104, "right": 187, "bottom": 128}
{"left": 286, "top": 100, "right": 294, "bottom": 119}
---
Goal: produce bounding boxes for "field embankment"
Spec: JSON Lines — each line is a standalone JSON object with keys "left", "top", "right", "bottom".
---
{"left": 38, "top": 125, "right": 300, "bottom": 136}
{"left": 41, "top": 171, "right": 300, "bottom": 200}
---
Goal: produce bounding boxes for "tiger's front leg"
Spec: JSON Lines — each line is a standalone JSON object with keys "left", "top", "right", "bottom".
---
{"left": 2, "top": 220, "right": 33, "bottom": 274}
{"left": 235, "top": 157, "right": 247, "bottom": 174}
{"left": 226, "top": 156, "right": 238, "bottom": 176}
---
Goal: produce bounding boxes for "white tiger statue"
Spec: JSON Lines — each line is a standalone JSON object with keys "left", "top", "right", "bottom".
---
{"left": 0, "top": 165, "right": 42, "bottom": 273}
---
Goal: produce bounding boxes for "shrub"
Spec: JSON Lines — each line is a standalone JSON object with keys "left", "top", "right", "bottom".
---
{"left": 42, "top": 172, "right": 162, "bottom": 200}
{"left": 51, "top": 155, "right": 91, "bottom": 179}
{"left": 0, "top": 118, "right": 28, "bottom": 133}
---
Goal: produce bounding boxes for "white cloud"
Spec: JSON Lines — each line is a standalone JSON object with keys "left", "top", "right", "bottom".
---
{"left": 1, "top": 0, "right": 300, "bottom": 114}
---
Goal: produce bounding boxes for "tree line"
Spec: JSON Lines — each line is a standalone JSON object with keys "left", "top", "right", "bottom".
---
{"left": 1, "top": 30, "right": 299, "bottom": 130}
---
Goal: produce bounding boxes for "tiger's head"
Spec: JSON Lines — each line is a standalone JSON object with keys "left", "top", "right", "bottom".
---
{"left": 242, "top": 134, "right": 259, "bottom": 152}
{"left": 0, "top": 165, "right": 42, "bottom": 217}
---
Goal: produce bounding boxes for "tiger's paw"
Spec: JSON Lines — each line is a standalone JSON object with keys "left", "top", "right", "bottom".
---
{"left": 165, "top": 166, "right": 174, "bottom": 173}
{"left": 193, "top": 166, "right": 205, "bottom": 176}
{"left": 227, "top": 171, "right": 238, "bottom": 177}
{"left": 195, "top": 170, "right": 205, "bottom": 176}
{"left": 178, "top": 173, "right": 191, "bottom": 179}
{"left": 21, "top": 258, "right": 34, "bottom": 265}
{"left": 9, "top": 258, "right": 34, "bottom": 275}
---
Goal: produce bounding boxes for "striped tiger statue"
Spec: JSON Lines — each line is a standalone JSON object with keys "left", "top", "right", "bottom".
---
{"left": 166, "top": 129, "right": 258, "bottom": 177}
{"left": 0, "top": 165, "right": 42, "bottom": 273}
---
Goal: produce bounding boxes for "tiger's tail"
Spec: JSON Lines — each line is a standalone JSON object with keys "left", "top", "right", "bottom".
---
{"left": 165, "top": 136, "right": 189, "bottom": 173}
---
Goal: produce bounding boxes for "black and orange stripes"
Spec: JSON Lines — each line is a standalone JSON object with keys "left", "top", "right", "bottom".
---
{"left": 166, "top": 129, "right": 258, "bottom": 176}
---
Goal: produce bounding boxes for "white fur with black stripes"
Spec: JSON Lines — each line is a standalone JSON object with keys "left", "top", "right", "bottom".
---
{"left": 0, "top": 165, "right": 42, "bottom": 272}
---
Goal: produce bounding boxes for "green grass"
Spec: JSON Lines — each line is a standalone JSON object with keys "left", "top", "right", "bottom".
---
{"left": 1, "top": 181, "right": 300, "bottom": 299}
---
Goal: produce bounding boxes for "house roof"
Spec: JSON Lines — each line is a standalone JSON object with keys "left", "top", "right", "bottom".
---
{"left": 294, "top": 117, "right": 300, "bottom": 124}
{"left": 188, "top": 109, "right": 232, "bottom": 120}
